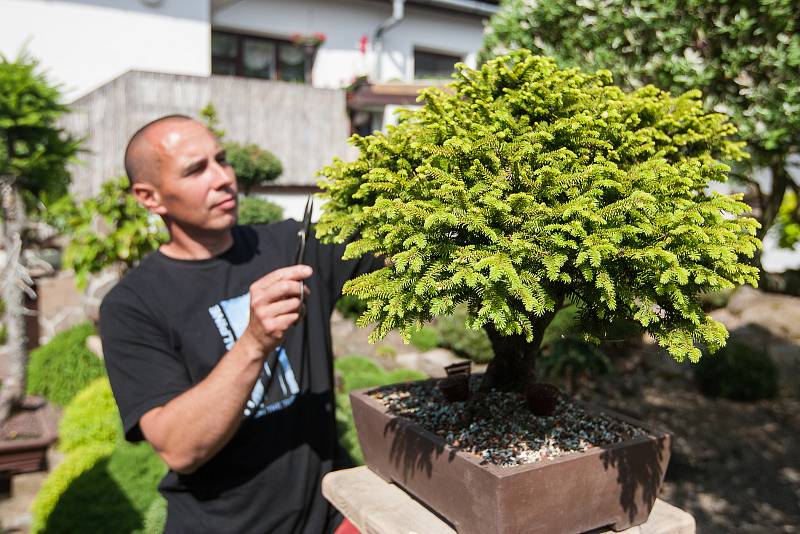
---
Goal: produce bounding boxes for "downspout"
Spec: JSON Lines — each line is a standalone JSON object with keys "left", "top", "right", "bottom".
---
{"left": 374, "top": 0, "right": 405, "bottom": 82}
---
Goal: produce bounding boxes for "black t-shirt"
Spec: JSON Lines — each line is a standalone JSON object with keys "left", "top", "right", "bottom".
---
{"left": 99, "top": 221, "right": 383, "bottom": 534}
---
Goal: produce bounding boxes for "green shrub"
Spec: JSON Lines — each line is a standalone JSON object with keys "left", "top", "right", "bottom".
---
{"left": 46, "top": 177, "right": 167, "bottom": 289}
{"left": 226, "top": 142, "right": 283, "bottom": 195}
{"left": 433, "top": 305, "right": 494, "bottom": 364}
{"left": 237, "top": 196, "right": 284, "bottom": 225}
{"left": 142, "top": 496, "right": 167, "bottom": 534}
{"left": 27, "top": 323, "right": 105, "bottom": 406}
{"left": 31, "top": 444, "right": 113, "bottom": 533}
{"left": 409, "top": 326, "right": 439, "bottom": 352}
{"left": 31, "top": 441, "right": 165, "bottom": 534}
{"left": 335, "top": 294, "right": 368, "bottom": 320}
{"left": 59, "top": 377, "right": 122, "bottom": 454}
{"left": 334, "top": 356, "right": 426, "bottom": 465}
{"left": 539, "top": 336, "right": 612, "bottom": 394}
{"left": 541, "top": 305, "right": 580, "bottom": 348}
{"left": 694, "top": 342, "right": 779, "bottom": 401}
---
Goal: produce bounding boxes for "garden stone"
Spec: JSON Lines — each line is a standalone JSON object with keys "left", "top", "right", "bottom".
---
{"left": 86, "top": 335, "right": 104, "bottom": 360}
{"left": 82, "top": 267, "right": 122, "bottom": 324}
{"left": 726, "top": 287, "right": 800, "bottom": 342}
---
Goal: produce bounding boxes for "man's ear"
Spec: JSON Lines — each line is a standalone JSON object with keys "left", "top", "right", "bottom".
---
{"left": 131, "top": 181, "right": 167, "bottom": 215}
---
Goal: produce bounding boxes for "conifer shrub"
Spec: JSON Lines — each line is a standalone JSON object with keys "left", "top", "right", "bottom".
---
{"left": 694, "top": 341, "right": 778, "bottom": 401}
{"left": 237, "top": 196, "right": 284, "bottom": 225}
{"left": 59, "top": 377, "right": 122, "bottom": 454}
{"left": 26, "top": 323, "right": 105, "bottom": 405}
{"left": 31, "top": 441, "right": 165, "bottom": 534}
{"left": 317, "top": 51, "right": 761, "bottom": 391}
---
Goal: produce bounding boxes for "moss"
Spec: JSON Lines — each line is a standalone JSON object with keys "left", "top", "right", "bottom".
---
{"left": 27, "top": 322, "right": 104, "bottom": 406}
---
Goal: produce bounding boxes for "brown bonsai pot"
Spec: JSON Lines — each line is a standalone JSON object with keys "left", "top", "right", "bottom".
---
{"left": 525, "top": 382, "right": 561, "bottom": 416}
{"left": 0, "top": 397, "right": 58, "bottom": 480}
{"left": 437, "top": 374, "right": 470, "bottom": 403}
{"left": 350, "top": 378, "right": 671, "bottom": 534}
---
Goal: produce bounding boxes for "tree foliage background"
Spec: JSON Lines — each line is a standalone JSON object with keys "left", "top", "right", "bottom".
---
{"left": 482, "top": 0, "right": 799, "bottom": 255}
{"left": 317, "top": 51, "right": 760, "bottom": 388}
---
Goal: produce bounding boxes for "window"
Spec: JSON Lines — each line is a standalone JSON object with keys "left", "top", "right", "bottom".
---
{"left": 414, "top": 49, "right": 461, "bottom": 79}
{"left": 212, "top": 31, "right": 307, "bottom": 82}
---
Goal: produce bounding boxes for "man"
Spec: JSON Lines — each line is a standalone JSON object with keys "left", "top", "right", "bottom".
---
{"left": 100, "top": 115, "right": 377, "bottom": 533}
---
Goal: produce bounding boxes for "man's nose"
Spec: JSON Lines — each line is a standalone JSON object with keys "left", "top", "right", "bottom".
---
{"left": 210, "top": 160, "right": 235, "bottom": 189}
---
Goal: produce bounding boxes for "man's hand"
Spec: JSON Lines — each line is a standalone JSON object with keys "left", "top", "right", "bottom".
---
{"left": 239, "top": 265, "right": 313, "bottom": 357}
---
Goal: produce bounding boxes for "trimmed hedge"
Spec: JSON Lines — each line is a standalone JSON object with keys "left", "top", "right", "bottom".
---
{"left": 59, "top": 377, "right": 122, "bottom": 454}
{"left": 237, "top": 196, "right": 284, "bottom": 226}
{"left": 31, "top": 442, "right": 165, "bottom": 534}
{"left": 27, "top": 322, "right": 104, "bottom": 406}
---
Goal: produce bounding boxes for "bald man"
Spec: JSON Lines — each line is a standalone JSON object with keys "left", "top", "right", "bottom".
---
{"left": 100, "top": 115, "right": 380, "bottom": 534}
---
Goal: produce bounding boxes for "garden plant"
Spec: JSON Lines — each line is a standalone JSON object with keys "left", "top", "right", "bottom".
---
{"left": 317, "top": 50, "right": 761, "bottom": 393}
{"left": 0, "top": 51, "right": 80, "bottom": 421}
{"left": 482, "top": 0, "right": 800, "bottom": 262}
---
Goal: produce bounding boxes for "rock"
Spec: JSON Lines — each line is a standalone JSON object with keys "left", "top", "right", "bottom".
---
{"left": 417, "top": 349, "right": 465, "bottom": 378}
{"left": 726, "top": 286, "right": 800, "bottom": 342}
{"left": 83, "top": 267, "right": 123, "bottom": 324}
{"left": 86, "top": 335, "right": 104, "bottom": 360}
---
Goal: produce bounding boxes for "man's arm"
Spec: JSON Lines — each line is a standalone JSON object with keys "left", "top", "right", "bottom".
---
{"left": 138, "top": 264, "right": 312, "bottom": 475}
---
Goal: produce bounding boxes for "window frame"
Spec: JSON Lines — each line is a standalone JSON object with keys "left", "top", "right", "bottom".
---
{"left": 413, "top": 47, "right": 463, "bottom": 80}
{"left": 211, "top": 30, "right": 306, "bottom": 83}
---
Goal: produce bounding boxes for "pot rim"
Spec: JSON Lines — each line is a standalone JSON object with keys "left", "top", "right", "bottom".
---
{"left": 351, "top": 376, "right": 672, "bottom": 478}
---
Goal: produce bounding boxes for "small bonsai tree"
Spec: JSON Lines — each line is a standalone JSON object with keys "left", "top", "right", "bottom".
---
{"left": 317, "top": 51, "right": 761, "bottom": 392}
{"left": 482, "top": 0, "right": 800, "bottom": 264}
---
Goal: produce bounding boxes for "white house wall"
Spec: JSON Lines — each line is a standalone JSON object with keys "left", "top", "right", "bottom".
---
{"left": 0, "top": 0, "right": 211, "bottom": 101}
{"left": 212, "top": 0, "right": 485, "bottom": 87}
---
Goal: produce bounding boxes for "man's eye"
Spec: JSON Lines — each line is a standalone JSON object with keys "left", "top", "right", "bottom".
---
{"left": 217, "top": 155, "right": 229, "bottom": 165}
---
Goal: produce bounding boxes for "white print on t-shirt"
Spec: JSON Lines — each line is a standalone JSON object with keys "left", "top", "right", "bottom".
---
{"left": 209, "top": 293, "right": 300, "bottom": 418}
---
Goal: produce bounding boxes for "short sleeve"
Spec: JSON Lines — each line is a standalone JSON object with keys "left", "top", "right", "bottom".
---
{"left": 99, "top": 285, "right": 191, "bottom": 442}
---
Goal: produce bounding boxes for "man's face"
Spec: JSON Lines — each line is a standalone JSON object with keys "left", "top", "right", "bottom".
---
{"left": 138, "top": 120, "right": 238, "bottom": 232}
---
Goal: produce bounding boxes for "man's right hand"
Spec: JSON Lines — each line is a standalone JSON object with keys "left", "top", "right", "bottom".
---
{"left": 239, "top": 265, "right": 313, "bottom": 357}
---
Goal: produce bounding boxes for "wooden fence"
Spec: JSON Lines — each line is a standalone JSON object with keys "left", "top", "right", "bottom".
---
{"left": 60, "top": 70, "right": 357, "bottom": 199}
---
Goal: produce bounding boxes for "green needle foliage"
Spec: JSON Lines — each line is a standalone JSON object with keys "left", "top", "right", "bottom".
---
{"left": 317, "top": 51, "right": 760, "bottom": 389}
{"left": 482, "top": 0, "right": 800, "bottom": 249}
{"left": 0, "top": 51, "right": 81, "bottom": 206}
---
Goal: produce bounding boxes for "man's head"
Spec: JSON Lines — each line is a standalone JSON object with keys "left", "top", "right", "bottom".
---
{"left": 124, "top": 115, "right": 238, "bottom": 233}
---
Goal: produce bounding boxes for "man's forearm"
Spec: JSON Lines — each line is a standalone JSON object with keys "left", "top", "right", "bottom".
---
{"left": 140, "top": 334, "right": 267, "bottom": 474}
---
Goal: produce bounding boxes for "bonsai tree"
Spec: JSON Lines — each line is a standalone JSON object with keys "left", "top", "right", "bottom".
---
{"left": 316, "top": 51, "right": 760, "bottom": 392}
{"left": 0, "top": 52, "right": 81, "bottom": 420}
{"left": 481, "top": 0, "right": 800, "bottom": 267}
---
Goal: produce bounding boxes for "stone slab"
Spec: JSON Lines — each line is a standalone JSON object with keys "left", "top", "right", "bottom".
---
{"left": 322, "top": 466, "right": 695, "bottom": 534}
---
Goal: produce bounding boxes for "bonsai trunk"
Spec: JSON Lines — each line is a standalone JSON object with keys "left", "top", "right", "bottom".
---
{"left": 480, "top": 304, "right": 560, "bottom": 392}
{"left": 0, "top": 181, "right": 30, "bottom": 423}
